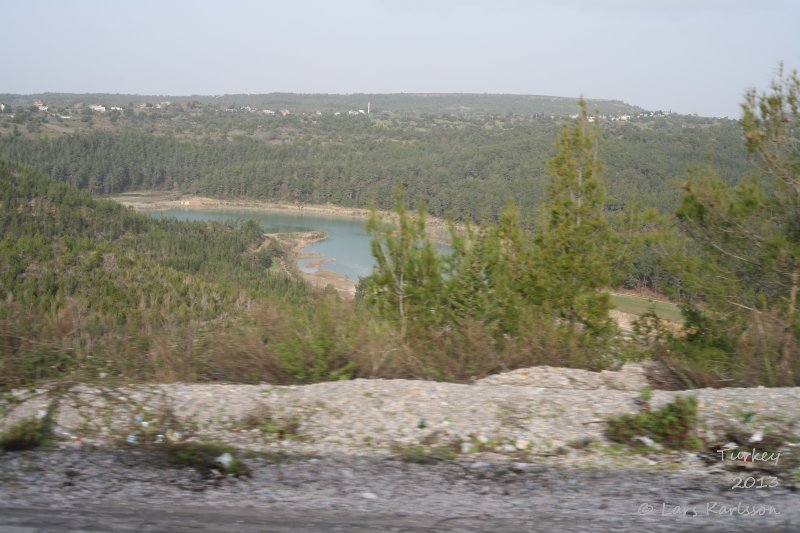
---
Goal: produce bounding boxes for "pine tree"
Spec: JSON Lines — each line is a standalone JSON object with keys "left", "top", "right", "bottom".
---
{"left": 364, "top": 187, "right": 442, "bottom": 335}
{"left": 678, "top": 66, "right": 800, "bottom": 383}
{"left": 535, "top": 99, "right": 615, "bottom": 336}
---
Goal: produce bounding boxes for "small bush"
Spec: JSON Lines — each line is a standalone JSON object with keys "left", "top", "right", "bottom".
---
{"left": 0, "top": 417, "right": 51, "bottom": 451}
{"left": 240, "top": 405, "right": 303, "bottom": 440}
{"left": 161, "top": 442, "right": 250, "bottom": 477}
{"left": 606, "top": 395, "right": 699, "bottom": 450}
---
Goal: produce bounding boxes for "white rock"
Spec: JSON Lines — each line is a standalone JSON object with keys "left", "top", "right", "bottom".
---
{"left": 749, "top": 430, "right": 763, "bottom": 443}
{"left": 360, "top": 492, "right": 378, "bottom": 499}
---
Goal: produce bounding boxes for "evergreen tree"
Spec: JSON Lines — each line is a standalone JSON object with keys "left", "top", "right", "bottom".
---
{"left": 677, "top": 66, "right": 800, "bottom": 383}
{"left": 535, "top": 100, "right": 615, "bottom": 336}
{"left": 364, "top": 187, "right": 442, "bottom": 335}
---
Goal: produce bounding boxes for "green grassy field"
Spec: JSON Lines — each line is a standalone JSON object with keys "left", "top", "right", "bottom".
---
{"left": 610, "top": 293, "right": 682, "bottom": 323}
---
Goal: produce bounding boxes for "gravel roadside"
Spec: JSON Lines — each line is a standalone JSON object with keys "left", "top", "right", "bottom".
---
{"left": 2, "top": 364, "right": 799, "bottom": 531}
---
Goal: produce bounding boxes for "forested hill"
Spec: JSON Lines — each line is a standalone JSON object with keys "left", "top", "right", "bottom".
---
{"left": 0, "top": 107, "right": 751, "bottom": 221}
{"left": 0, "top": 92, "right": 645, "bottom": 117}
{"left": 0, "top": 160, "right": 311, "bottom": 386}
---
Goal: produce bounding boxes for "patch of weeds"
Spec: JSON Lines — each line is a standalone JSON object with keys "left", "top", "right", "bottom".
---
{"left": 390, "top": 443, "right": 457, "bottom": 464}
{"left": 240, "top": 405, "right": 303, "bottom": 440}
{"left": 161, "top": 442, "right": 250, "bottom": 477}
{"left": 606, "top": 395, "right": 700, "bottom": 450}
{"left": 0, "top": 416, "right": 52, "bottom": 451}
{"left": 639, "top": 386, "right": 653, "bottom": 404}
{"left": 462, "top": 434, "right": 508, "bottom": 454}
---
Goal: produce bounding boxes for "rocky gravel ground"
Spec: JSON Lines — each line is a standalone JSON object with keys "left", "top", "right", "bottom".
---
{"left": 2, "top": 364, "right": 799, "bottom": 531}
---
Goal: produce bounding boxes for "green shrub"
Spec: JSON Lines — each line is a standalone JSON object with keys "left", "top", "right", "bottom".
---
{"left": 606, "top": 395, "right": 699, "bottom": 450}
{"left": 161, "top": 442, "right": 250, "bottom": 477}
{"left": 0, "top": 417, "right": 51, "bottom": 451}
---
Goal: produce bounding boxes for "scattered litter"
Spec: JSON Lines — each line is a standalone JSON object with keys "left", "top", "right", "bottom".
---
{"left": 166, "top": 429, "right": 182, "bottom": 442}
{"left": 52, "top": 427, "right": 73, "bottom": 438}
{"left": 633, "top": 436, "right": 663, "bottom": 450}
{"left": 215, "top": 452, "right": 234, "bottom": 469}
{"left": 126, "top": 434, "right": 138, "bottom": 444}
{"left": 749, "top": 430, "right": 763, "bottom": 443}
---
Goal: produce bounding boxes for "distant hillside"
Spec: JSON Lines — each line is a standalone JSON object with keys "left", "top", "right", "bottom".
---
{"left": 0, "top": 110, "right": 750, "bottom": 220}
{"left": 0, "top": 92, "right": 645, "bottom": 117}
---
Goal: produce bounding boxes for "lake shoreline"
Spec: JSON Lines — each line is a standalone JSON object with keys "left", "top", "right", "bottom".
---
{"left": 107, "top": 191, "right": 455, "bottom": 242}
{"left": 109, "top": 191, "right": 455, "bottom": 299}
{"left": 261, "top": 231, "right": 358, "bottom": 298}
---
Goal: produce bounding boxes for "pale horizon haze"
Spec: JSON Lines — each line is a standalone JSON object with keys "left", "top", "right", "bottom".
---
{"left": 1, "top": 0, "right": 798, "bottom": 118}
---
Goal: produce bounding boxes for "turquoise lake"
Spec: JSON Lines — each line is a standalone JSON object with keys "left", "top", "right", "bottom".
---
{"left": 149, "top": 208, "right": 377, "bottom": 280}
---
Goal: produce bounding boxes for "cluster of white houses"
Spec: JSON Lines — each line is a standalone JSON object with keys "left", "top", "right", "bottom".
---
{"left": 6, "top": 99, "right": 674, "bottom": 122}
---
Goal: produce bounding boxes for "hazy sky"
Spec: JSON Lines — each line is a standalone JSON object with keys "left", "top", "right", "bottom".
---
{"left": 2, "top": 0, "right": 798, "bottom": 117}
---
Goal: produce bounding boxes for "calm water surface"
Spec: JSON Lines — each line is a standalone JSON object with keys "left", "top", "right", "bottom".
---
{"left": 150, "top": 208, "right": 376, "bottom": 280}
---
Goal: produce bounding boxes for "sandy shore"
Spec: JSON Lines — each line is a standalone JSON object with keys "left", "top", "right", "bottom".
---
{"left": 261, "top": 231, "right": 358, "bottom": 298}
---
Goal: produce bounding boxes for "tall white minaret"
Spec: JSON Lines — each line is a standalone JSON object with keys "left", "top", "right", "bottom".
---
{"left": 367, "top": 101, "right": 371, "bottom": 115}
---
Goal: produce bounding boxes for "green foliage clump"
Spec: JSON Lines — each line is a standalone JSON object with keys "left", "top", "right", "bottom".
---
{"left": 161, "top": 442, "right": 250, "bottom": 476}
{"left": 535, "top": 100, "right": 616, "bottom": 337}
{"left": 641, "top": 67, "right": 800, "bottom": 387}
{"left": 0, "top": 417, "right": 51, "bottom": 451}
{"left": 363, "top": 102, "right": 621, "bottom": 372}
{"left": 267, "top": 295, "right": 358, "bottom": 383}
{"left": 606, "top": 395, "right": 699, "bottom": 450}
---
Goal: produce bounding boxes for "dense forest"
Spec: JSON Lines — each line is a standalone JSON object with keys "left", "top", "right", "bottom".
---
{"left": 0, "top": 103, "right": 750, "bottom": 221}
{"left": 1, "top": 72, "right": 798, "bottom": 390}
